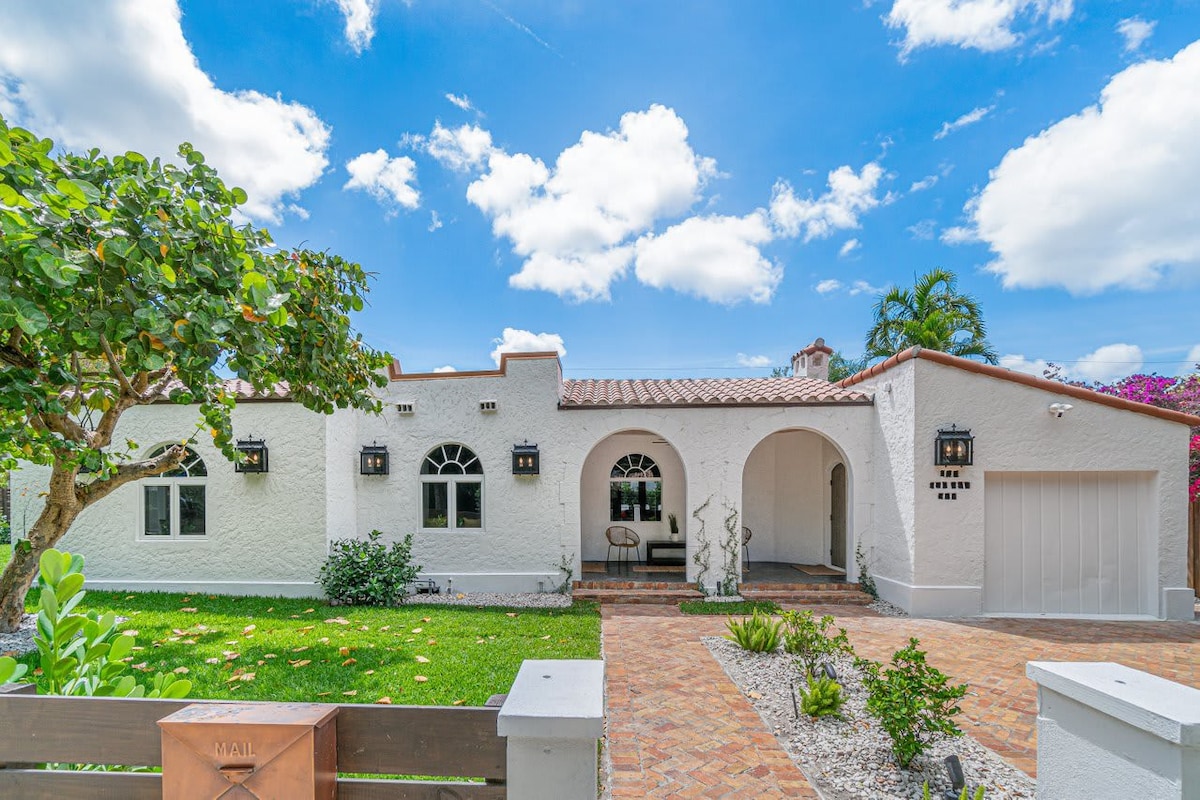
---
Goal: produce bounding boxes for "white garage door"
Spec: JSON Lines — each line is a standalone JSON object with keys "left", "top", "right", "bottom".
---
{"left": 984, "top": 472, "right": 1156, "bottom": 616}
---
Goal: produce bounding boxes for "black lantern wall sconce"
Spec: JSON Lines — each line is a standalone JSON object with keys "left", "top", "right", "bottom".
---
{"left": 234, "top": 438, "right": 269, "bottom": 473}
{"left": 360, "top": 443, "right": 390, "bottom": 475}
{"left": 934, "top": 426, "right": 974, "bottom": 467}
{"left": 512, "top": 441, "right": 540, "bottom": 475}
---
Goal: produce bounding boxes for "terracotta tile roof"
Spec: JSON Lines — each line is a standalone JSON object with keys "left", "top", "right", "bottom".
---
{"left": 839, "top": 347, "right": 1200, "bottom": 427}
{"left": 560, "top": 377, "right": 871, "bottom": 408}
{"left": 156, "top": 378, "right": 292, "bottom": 402}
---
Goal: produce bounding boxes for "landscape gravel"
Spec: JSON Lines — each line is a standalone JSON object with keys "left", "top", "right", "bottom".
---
{"left": 868, "top": 598, "right": 909, "bottom": 618}
{"left": 0, "top": 613, "right": 38, "bottom": 656}
{"left": 404, "top": 591, "right": 572, "bottom": 609}
{"left": 704, "top": 637, "right": 1035, "bottom": 799}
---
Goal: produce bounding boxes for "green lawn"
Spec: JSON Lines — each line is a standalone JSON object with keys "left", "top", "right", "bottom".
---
{"left": 0, "top": 544, "right": 9, "bottom": 570}
{"left": 679, "top": 599, "right": 780, "bottom": 615}
{"left": 14, "top": 590, "right": 600, "bottom": 705}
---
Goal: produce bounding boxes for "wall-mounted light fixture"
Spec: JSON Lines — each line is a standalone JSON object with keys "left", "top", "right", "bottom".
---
{"left": 360, "top": 443, "right": 389, "bottom": 475}
{"left": 512, "top": 441, "right": 540, "bottom": 475}
{"left": 234, "top": 438, "right": 269, "bottom": 473}
{"left": 1049, "top": 402, "right": 1074, "bottom": 418}
{"left": 934, "top": 426, "right": 973, "bottom": 466}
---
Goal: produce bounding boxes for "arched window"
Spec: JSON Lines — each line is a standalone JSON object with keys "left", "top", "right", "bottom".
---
{"left": 420, "top": 444, "right": 483, "bottom": 530}
{"left": 141, "top": 445, "right": 207, "bottom": 538}
{"left": 610, "top": 454, "right": 662, "bottom": 522}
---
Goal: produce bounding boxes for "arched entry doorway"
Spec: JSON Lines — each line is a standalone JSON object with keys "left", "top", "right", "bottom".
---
{"left": 741, "top": 429, "right": 850, "bottom": 574}
{"left": 578, "top": 430, "right": 686, "bottom": 572}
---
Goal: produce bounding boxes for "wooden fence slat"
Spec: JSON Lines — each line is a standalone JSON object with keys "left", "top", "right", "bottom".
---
{"left": 0, "top": 695, "right": 506, "bottom": 779}
{"left": 336, "top": 704, "right": 506, "bottom": 778}
{"left": 338, "top": 778, "right": 507, "bottom": 800}
{"left": 0, "top": 770, "right": 162, "bottom": 800}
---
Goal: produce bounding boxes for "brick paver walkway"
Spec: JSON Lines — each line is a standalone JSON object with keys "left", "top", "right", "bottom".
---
{"left": 602, "top": 603, "right": 1200, "bottom": 796}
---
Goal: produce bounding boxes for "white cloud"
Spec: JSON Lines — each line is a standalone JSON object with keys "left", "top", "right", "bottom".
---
{"left": 839, "top": 238, "right": 861, "bottom": 257}
{"left": 737, "top": 353, "right": 772, "bottom": 368}
{"left": 634, "top": 212, "right": 780, "bottom": 304}
{"left": 445, "top": 93, "right": 476, "bottom": 113}
{"left": 849, "top": 280, "right": 884, "bottom": 296}
{"left": 908, "top": 219, "right": 937, "bottom": 240}
{"left": 910, "top": 174, "right": 939, "bottom": 192}
{"left": 344, "top": 149, "right": 420, "bottom": 210}
{"left": 1117, "top": 17, "right": 1155, "bottom": 54}
{"left": 1182, "top": 345, "right": 1200, "bottom": 374}
{"left": 815, "top": 279, "right": 844, "bottom": 294}
{"left": 0, "top": 1, "right": 330, "bottom": 223}
{"left": 966, "top": 41, "right": 1200, "bottom": 293}
{"left": 490, "top": 328, "right": 566, "bottom": 365}
{"left": 934, "top": 105, "right": 994, "bottom": 139}
{"left": 461, "top": 105, "right": 719, "bottom": 301}
{"left": 428, "top": 210, "right": 443, "bottom": 232}
{"left": 769, "top": 163, "right": 884, "bottom": 241}
{"left": 432, "top": 365, "right": 457, "bottom": 373}
{"left": 999, "top": 353, "right": 1051, "bottom": 377}
{"left": 423, "top": 122, "right": 497, "bottom": 172}
{"left": 1072, "top": 343, "right": 1144, "bottom": 383}
{"left": 940, "top": 225, "right": 978, "bottom": 244}
{"left": 331, "top": 0, "right": 378, "bottom": 53}
{"left": 886, "top": 0, "right": 1073, "bottom": 56}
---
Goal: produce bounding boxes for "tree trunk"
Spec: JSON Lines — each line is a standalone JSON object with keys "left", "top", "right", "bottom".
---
{"left": 0, "top": 472, "right": 84, "bottom": 633}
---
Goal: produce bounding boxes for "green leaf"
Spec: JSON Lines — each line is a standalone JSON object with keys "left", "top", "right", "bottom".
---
{"left": 0, "top": 134, "right": 13, "bottom": 167}
{"left": 0, "top": 656, "right": 28, "bottom": 684}
{"left": 109, "top": 634, "right": 135, "bottom": 662}
{"left": 55, "top": 572, "right": 85, "bottom": 605}
{"left": 231, "top": 186, "right": 248, "bottom": 205}
{"left": 159, "top": 262, "right": 177, "bottom": 284}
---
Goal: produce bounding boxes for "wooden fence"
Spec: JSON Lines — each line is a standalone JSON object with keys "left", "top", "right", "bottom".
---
{"left": 0, "top": 684, "right": 506, "bottom": 799}
{"left": 1190, "top": 501, "right": 1200, "bottom": 592}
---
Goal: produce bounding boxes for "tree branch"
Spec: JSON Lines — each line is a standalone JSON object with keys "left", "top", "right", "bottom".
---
{"left": 138, "top": 367, "right": 175, "bottom": 404}
{"left": 98, "top": 333, "right": 137, "bottom": 398}
{"left": 77, "top": 445, "right": 187, "bottom": 507}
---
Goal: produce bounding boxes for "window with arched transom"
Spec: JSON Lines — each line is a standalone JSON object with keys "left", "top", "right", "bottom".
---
{"left": 420, "top": 444, "right": 483, "bottom": 530}
{"left": 140, "top": 445, "right": 207, "bottom": 538}
{"left": 610, "top": 453, "right": 661, "bottom": 522}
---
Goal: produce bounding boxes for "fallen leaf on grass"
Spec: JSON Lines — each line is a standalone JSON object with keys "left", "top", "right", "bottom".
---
{"left": 375, "top": 696, "right": 392, "bottom": 704}
{"left": 364, "top": 670, "right": 375, "bottom": 675}
{"left": 452, "top": 700, "right": 465, "bottom": 706}
{"left": 317, "top": 692, "right": 331, "bottom": 697}
{"left": 267, "top": 607, "right": 274, "bottom": 613}
{"left": 325, "top": 617, "right": 350, "bottom": 626}
{"left": 421, "top": 617, "right": 431, "bottom": 623}
{"left": 182, "top": 597, "right": 192, "bottom": 603}
{"left": 380, "top": 625, "right": 391, "bottom": 631}
{"left": 290, "top": 659, "right": 312, "bottom": 668}
{"left": 304, "top": 608, "right": 315, "bottom": 614}
{"left": 415, "top": 655, "right": 430, "bottom": 663}
{"left": 318, "top": 637, "right": 330, "bottom": 644}
{"left": 297, "top": 626, "right": 315, "bottom": 634}
{"left": 359, "top": 625, "right": 369, "bottom": 631}
{"left": 343, "top": 690, "right": 357, "bottom": 697}
{"left": 505, "top": 613, "right": 518, "bottom": 618}
{"left": 427, "top": 639, "right": 437, "bottom": 646}
{"left": 265, "top": 653, "right": 277, "bottom": 659}
{"left": 341, "top": 658, "right": 357, "bottom": 667}
{"left": 293, "top": 646, "right": 309, "bottom": 653}
{"left": 411, "top": 627, "right": 423, "bottom": 634}
{"left": 413, "top": 676, "right": 428, "bottom": 683}
{"left": 173, "top": 667, "right": 190, "bottom": 675}
{"left": 243, "top": 625, "right": 256, "bottom": 635}
{"left": 205, "top": 658, "right": 221, "bottom": 665}
{"left": 540, "top": 635, "right": 551, "bottom": 640}
{"left": 339, "top": 646, "right": 351, "bottom": 657}
{"left": 180, "top": 608, "right": 197, "bottom": 613}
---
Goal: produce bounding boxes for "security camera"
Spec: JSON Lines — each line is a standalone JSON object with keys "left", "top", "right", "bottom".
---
{"left": 1049, "top": 402, "right": 1073, "bottom": 418}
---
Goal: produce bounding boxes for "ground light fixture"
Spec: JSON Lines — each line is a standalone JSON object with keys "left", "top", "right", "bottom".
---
{"left": 512, "top": 440, "right": 540, "bottom": 475}
{"left": 943, "top": 754, "right": 966, "bottom": 799}
{"left": 934, "top": 426, "right": 974, "bottom": 467}
{"left": 360, "top": 443, "right": 389, "bottom": 475}
{"left": 234, "top": 437, "right": 269, "bottom": 473}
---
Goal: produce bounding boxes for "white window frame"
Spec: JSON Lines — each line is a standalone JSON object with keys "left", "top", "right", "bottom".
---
{"left": 609, "top": 453, "right": 663, "bottom": 523}
{"left": 138, "top": 446, "right": 208, "bottom": 540}
{"left": 419, "top": 444, "right": 485, "bottom": 532}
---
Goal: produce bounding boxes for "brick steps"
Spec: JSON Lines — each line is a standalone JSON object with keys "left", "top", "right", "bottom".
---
{"left": 740, "top": 588, "right": 874, "bottom": 605}
{"left": 572, "top": 579, "right": 873, "bottom": 605}
{"left": 573, "top": 587, "right": 703, "bottom": 604}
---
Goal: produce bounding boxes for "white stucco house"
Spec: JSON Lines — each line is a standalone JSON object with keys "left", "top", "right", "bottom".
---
{"left": 11, "top": 339, "right": 1199, "bottom": 619}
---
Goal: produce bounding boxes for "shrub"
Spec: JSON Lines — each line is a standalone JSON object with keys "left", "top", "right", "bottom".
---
{"left": 782, "top": 610, "right": 853, "bottom": 676}
{"left": 798, "top": 674, "right": 846, "bottom": 719}
{"left": 724, "top": 609, "right": 784, "bottom": 652}
{"left": 0, "top": 518, "right": 9, "bottom": 545}
{"left": 860, "top": 637, "right": 967, "bottom": 768}
{"left": 4, "top": 549, "right": 191, "bottom": 699}
{"left": 319, "top": 530, "right": 421, "bottom": 606}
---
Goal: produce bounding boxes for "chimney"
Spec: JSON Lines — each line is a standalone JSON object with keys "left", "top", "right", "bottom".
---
{"left": 790, "top": 337, "right": 834, "bottom": 381}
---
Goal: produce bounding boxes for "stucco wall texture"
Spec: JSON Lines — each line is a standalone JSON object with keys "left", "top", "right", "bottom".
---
{"left": 10, "top": 350, "right": 1194, "bottom": 617}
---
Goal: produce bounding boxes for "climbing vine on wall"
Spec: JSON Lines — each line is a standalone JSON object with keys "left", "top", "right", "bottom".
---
{"left": 691, "top": 495, "right": 712, "bottom": 593}
{"left": 718, "top": 502, "right": 741, "bottom": 597}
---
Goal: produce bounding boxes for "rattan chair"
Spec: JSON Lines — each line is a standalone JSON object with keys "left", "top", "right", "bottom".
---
{"left": 606, "top": 525, "right": 641, "bottom": 567}
{"left": 742, "top": 526, "right": 752, "bottom": 572}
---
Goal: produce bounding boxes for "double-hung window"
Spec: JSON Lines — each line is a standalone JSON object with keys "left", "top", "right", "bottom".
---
{"left": 609, "top": 453, "right": 662, "bottom": 522}
{"left": 141, "top": 445, "right": 207, "bottom": 538}
{"left": 420, "top": 444, "right": 483, "bottom": 530}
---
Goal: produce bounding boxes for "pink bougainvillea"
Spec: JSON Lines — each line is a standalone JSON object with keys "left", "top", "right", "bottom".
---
{"left": 1088, "top": 370, "right": 1200, "bottom": 502}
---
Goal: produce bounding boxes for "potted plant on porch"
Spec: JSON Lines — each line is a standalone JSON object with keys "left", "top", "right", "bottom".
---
{"left": 668, "top": 513, "right": 680, "bottom": 542}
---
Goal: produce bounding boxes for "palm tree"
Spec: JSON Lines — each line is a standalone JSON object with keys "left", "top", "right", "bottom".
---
{"left": 864, "top": 269, "right": 998, "bottom": 363}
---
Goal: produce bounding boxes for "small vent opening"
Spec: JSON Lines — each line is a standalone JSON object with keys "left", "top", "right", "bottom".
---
{"left": 479, "top": 400, "right": 498, "bottom": 413}
{"left": 397, "top": 402, "right": 415, "bottom": 415}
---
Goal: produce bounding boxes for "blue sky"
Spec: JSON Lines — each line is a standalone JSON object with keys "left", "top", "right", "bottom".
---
{"left": 2, "top": 1, "right": 1199, "bottom": 381}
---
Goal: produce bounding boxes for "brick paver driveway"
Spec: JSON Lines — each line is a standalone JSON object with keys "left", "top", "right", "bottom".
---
{"left": 602, "top": 603, "right": 1200, "bottom": 797}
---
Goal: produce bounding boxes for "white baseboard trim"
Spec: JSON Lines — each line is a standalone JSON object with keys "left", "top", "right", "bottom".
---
{"left": 84, "top": 580, "right": 323, "bottom": 598}
{"left": 872, "top": 576, "right": 982, "bottom": 618}
{"left": 421, "top": 572, "right": 564, "bottom": 594}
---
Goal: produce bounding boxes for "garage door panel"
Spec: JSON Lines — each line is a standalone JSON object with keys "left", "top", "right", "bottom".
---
{"left": 985, "top": 471, "right": 1155, "bottom": 616}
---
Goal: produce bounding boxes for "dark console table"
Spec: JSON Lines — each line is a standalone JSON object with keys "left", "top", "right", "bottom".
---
{"left": 646, "top": 540, "right": 686, "bottom": 566}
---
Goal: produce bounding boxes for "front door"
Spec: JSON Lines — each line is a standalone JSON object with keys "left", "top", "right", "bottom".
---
{"left": 830, "top": 463, "right": 846, "bottom": 569}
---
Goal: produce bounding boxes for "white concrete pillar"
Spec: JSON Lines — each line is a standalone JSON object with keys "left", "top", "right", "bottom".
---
{"left": 498, "top": 659, "right": 605, "bottom": 800}
{"left": 1027, "top": 661, "right": 1200, "bottom": 799}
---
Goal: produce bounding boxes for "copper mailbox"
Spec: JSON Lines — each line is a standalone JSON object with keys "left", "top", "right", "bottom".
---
{"left": 158, "top": 703, "right": 338, "bottom": 799}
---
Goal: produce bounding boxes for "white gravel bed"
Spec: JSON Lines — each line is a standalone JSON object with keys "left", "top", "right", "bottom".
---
{"left": 404, "top": 591, "right": 573, "bottom": 609}
{"left": 868, "top": 598, "right": 909, "bottom": 618}
{"left": 704, "top": 637, "right": 1035, "bottom": 799}
{"left": 0, "top": 613, "right": 37, "bottom": 656}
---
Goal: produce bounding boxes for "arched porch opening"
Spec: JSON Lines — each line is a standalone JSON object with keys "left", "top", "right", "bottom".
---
{"left": 741, "top": 428, "right": 852, "bottom": 580}
{"left": 578, "top": 429, "right": 686, "bottom": 577}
